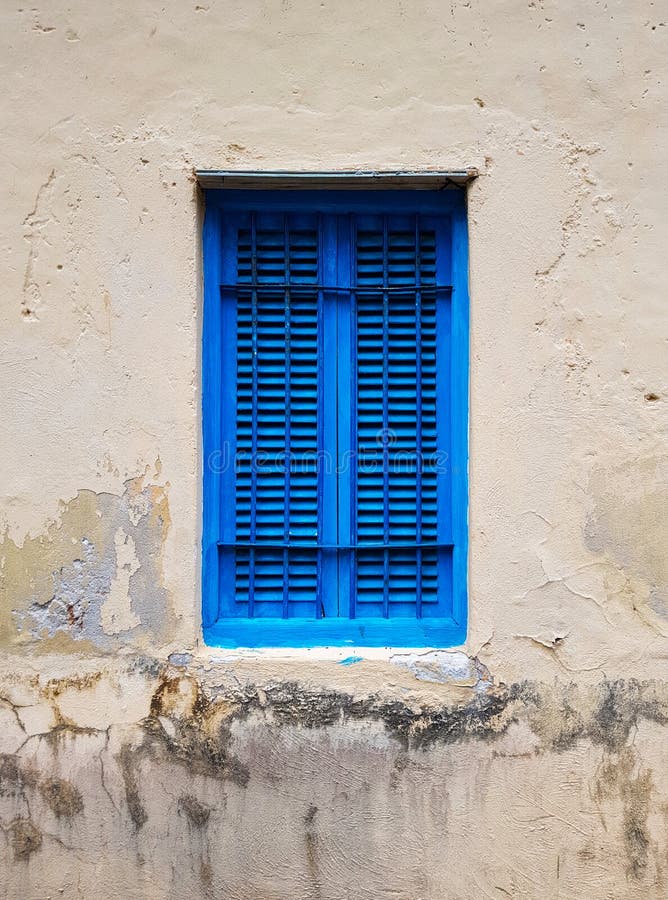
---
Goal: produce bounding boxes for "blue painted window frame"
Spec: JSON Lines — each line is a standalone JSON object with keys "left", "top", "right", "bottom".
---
{"left": 202, "top": 189, "right": 469, "bottom": 648}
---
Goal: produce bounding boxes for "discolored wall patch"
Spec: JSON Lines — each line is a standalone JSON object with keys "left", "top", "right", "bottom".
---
{"left": 585, "top": 455, "right": 668, "bottom": 625}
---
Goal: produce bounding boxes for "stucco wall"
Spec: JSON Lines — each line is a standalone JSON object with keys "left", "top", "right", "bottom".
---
{"left": 1, "top": 1, "right": 667, "bottom": 897}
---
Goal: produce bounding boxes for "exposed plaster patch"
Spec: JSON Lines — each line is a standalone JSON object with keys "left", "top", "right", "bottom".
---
{"left": 390, "top": 650, "right": 493, "bottom": 691}
{"left": 167, "top": 652, "right": 193, "bottom": 668}
{"left": 14, "top": 537, "right": 109, "bottom": 643}
{"left": 100, "top": 528, "right": 141, "bottom": 635}
{"left": 127, "top": 492, "right": 152, "bottom": 527}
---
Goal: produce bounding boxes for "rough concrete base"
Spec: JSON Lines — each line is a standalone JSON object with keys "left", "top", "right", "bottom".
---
{"left": 2, "top": 659, "right": 668, "bottom": 899}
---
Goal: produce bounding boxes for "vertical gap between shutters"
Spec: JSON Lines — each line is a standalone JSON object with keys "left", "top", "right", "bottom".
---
{"left": 381, "top": 217, "right": 391, "bottom": 619}
{"left": 248, "top": 212, "right": 258, "bottom": 617}
{"left": 348, "top": 213, "right": 357, "bottom": 620}
{"left": 315, "top": 213, "right": 325, "bottom": 618}
{"left": 282, "top": 215, "right": 290, "bottom": 619}
{"left": 415, "top": 214, "right": 423, "bottom": 619}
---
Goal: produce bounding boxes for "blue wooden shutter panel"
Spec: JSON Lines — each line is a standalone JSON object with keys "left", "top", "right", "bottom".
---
{"left": 351, "top": 217, "right": 445, "bottom": 619}
{"left": 227, "top": 214, "right": 327, "bottom": 619}
{"left": 203, "top": 191, "right": 468, "bottom": 648}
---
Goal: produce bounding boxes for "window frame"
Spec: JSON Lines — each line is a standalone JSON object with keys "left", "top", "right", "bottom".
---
{"left": 202, "top": 188, "right": 469, "bottom": 648}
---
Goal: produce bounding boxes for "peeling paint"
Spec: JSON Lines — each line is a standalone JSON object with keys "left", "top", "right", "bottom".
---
{"left": 1, "top": 474, "right": 171, "bottom": 652}
{"left": 101, "top": 528, "right": 141, "bottom": 635}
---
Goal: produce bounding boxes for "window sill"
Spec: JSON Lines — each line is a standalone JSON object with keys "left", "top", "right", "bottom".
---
{"left": 203, "top": 617, "right": 465, "bottom": 650}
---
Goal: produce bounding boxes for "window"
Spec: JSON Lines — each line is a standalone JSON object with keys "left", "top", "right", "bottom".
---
{"left": 202, "top": 185, "right": 469, "bottom": 647}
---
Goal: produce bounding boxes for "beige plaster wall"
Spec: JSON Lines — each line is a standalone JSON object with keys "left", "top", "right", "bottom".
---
{"left": 1, "top": 1, "right": 667, "bottom": 897}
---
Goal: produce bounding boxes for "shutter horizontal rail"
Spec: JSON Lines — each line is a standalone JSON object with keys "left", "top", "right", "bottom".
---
{"left": 218, "top": 541, "right": 453, "bottom": 550}
{"left": 219, "top": 283, "right": 452, "bottom": 294}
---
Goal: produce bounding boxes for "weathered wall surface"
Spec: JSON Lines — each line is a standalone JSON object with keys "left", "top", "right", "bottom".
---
{"left": 1, "top": 1, "right": 667, "bottom": 897}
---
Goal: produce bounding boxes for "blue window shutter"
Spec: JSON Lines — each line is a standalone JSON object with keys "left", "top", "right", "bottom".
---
{"left": 202, "top": 191, "right": 468, "bottom": 648}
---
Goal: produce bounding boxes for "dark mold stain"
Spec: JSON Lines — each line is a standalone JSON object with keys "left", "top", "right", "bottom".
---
{"left": 0, "top": 755, "right": 39, "bottom": 802}
{"left": 390, "top": 752, "right": 410, "bottom": 789}
{"left": 0, "top": 754, "right": 21, "bottom": 797}
{"left": 303, "top": 803, "right": 321, "bottom": 899}
{"left": 39, "top": 776, "right": 84, "bottom": 818}
{"left": 589, "top": 680, "right": 668, "bottom": 752}
{"left": 43, "top": 722, "right": 100, "bottom": 749}
{"left": 147, "top": 678, "right": 250, "bottom": 786}
{"left": 144, "top": 675, "right": 668, "bottom": 757}
{"left": 200, "top": 860, "right": 214, "bottom": 892}
{"left": 379, "top": 690, "right": 511, "bottom": 749}
{"left": 595, "top": 748, "right": 654, "bottom": 879}
{"left": 141, "top": 673, "right": 668, "bottom": 882}
{"left": 6, "top": 661, "right": 667, "bottom": 887}
{"left": 220, "top": 679, "right": 513, "bottom": 750}
{"left": 207, "top": 679, "right": 511, "bottom": 750}
{"left": 304, "top": 803, "right": 318, "bottom": 826}
{"left": 179, "top": 794, "right": 211, "bottom": 827}
{"left": 118, "top": 745, "right": 148, "bottom": 830}
{"left": 624, "top": 783, "right": 651, "bottom": 880}
{"left": 44, "top": 671, "right": 102, "bottom": 698}
{"left": 10, "top": 818, "right": 42, "bottom": 861}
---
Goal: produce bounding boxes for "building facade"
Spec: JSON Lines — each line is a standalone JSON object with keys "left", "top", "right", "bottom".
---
{"left": 1, "top": 2, "right": 667, "bottom": 897}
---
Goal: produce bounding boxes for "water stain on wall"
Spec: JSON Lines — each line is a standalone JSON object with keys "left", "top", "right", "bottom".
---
{"left": 2, "top": 663, "right": 668, "bottom": 894}
{"left": 586, "top": 456, "right": 668, "bottom": 624}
